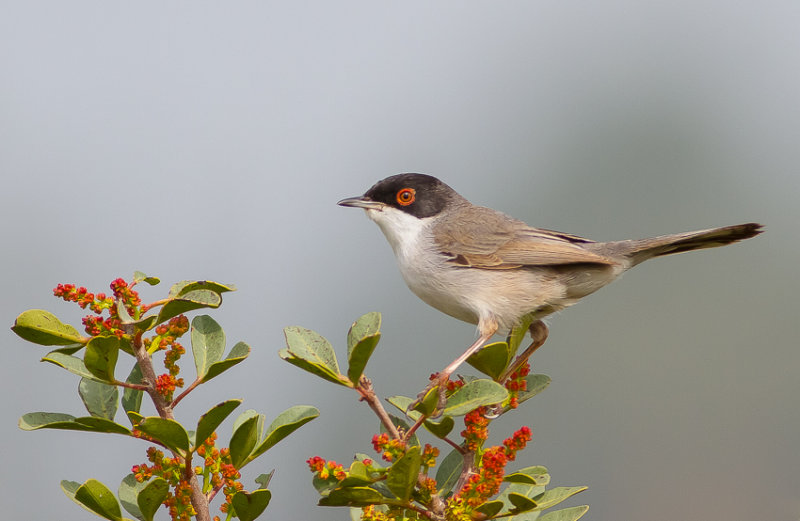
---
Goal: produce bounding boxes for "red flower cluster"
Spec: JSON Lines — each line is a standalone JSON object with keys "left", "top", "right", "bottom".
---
{"left": 54, "top": 277, "right": 143, "bottom": 338}
{"left": 505, "top": 361, "right": 530, "bottom": 409}
{"left": 306, "top": 456, "right": 346, "bottom": 481}
{"left": 155, "top": 374, "right": 184, "bottom": 400}
{"left": 371, "top": 432, "right": 407, "bottom": 462}
{"left": 421, "top": 443, "right": 440, "bottom": 468}
{"left": 461, "top": 407, "right": 490, "bottom": 452}
{"left": 132, "top": 447, "right": 195, "bottom": 521}
{"left": 451, "top": 425, "right": 533, "bottom": 513}
{"left": 194, "top": 432, "right": 243, "bottom": 518}
{"left": 148, "top": 315, "right": 189, "bottom": 401}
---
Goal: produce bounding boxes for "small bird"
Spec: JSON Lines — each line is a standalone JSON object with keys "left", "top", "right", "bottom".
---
{"left": 339, "top": 173, "right": 762, "bottom": 407}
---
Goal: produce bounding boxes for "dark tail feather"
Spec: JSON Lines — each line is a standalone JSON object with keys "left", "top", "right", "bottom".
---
{"left": 621, "top": 222, "right": 763, "bottom": 267}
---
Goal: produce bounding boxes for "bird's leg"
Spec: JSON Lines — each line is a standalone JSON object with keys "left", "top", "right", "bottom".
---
{"left": 499, "top": 320, "right": 549, "bottom": 382}
{"left": 409, "top": 319, "right": 498, "bottom": 416}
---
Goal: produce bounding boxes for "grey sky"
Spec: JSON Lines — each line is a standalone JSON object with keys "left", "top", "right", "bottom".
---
{"left": 2, "top": 2, "right": 798, "bottom": 520}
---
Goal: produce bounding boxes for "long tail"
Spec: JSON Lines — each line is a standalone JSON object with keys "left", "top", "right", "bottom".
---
{"left": 610, "top": 222, "right": 763, "bottom": 267}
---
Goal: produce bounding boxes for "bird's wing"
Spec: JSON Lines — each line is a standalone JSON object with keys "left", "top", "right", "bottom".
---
{"left": 432, "top": 207, "right": 618, "bottom": 269}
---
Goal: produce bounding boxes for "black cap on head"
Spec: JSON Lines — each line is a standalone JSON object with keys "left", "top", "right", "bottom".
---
{"left": 363, "top": 173, "right": 464, "bottom": 218}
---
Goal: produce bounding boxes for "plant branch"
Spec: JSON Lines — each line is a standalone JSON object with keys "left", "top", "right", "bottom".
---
{"left": 128, "top": 326, "right": 211, "bottom": 521}
{"left": 171, "top": 377, "right": 202, "bottom": 409}
{"left": 356, "top": 375, "right": 401, "bottom": 439}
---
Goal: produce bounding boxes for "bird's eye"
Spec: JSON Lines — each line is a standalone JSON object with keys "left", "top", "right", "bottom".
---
{"left": 396, "top": 188, "right": 416, "bottom": 206}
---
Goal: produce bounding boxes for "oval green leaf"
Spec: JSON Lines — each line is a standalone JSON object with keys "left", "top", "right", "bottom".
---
{"left": 230, "top": 415, "right": 259, "bottom": 468}
{"left": 42, "top": 351, "right": 103, "bottom": 381}
{"left": 508, "top": 492, "right": 538, "bottom": 513}
{"left": 19, "top": 412, "right": 131, "bottom": 435}
{"left": 137, "top": 478, "right": 169, "bottom": 521}
{"left": 121, "top": 364, "right": 144, "bottom": 416}
{"left": 435, "top": 448, "right": 464, "bottom": 496}
{"left": 475, "top": 500, "right": 504, "bottom": 517}
{"left": 74, "top": 478, "right": 124, "bottom": 521}
{"left": 195, "top": 399, "right": 242, "bottom": 447}
{"left": 248, "top": 405, "right": 319, "bottom": 463}
{"left": 531, "top": 486, "right": 588, "bottom": 511}
{"left": 156, "top": 289, "right": 222, "bottom": 324}
{"left": 539, "top": 505, "right": 590, "bottom": 521}
{"left": 386, "top": 446, "right": 420, "bottom": 501}
{"left": 466, "top": 341, "right": 511, "bottom": 381}
{"left": 191, "top": 315, "right": 226, "bottom": 378}
{"left": 283, "top": 326, "right": 340, "bottom": 374}
{"left": 231, "top": 489, "right": 272, "bottom": 521}
{"left": 202, "top": 341, "right": 250, "bottom": 382}
{"left": 168, "top": 280, "right": 236, "bottom": 298}
{"left": 318, "top": 487, "right": 387, "bottom": 507}
{"left": 12, "top": 309, "right": 84, "bottom": 346}
{"left": 79, "top": 378, "right": 119, "bottom": 420}
{"left": 84, "top": 336, "right": 120, "bottom": 383}
{"left": 136, "top": 417, "right": 190, "bottom": 454}
{"left": 442, "top": 379, "right": 509, "bottom": 417}
{"left": 346, "top": 312, "right": 382, "bottom": 351}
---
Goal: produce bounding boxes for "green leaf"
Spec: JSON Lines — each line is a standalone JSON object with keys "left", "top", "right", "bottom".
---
{"left": 508, "top": 492, "right": 538, "bottom": 513}
{"left": 423, "top": 415, "right": 455, "bottom": 439}
{"left": 119, "top": 474, "right": 167, "bottom": 521}
{"left": 347, "top": 333, "right": 380, "bottom": 384}
{"left": 386, "top": 446, "right": 420, "bottom": 501}
{"left": 168, "top": 280, "right": 236, "bottom": 298}
{"left": 118, "top": 474, "right": 144, "bottom": 520}
{"left": 346, "top": 312, "right": 382, "bottom": 351}
{"left": 531, "top": 487, "right": 588, "bottom": 511}
{"left": 127, "top": 411, "right": 144, "bottom": 426}
{"left": 136, "top": 417, "right": 190, "bottom": 454}
{"left": 340, "top": 461, "right": 373, "bottom": 488}
{"left": 254, "top": 471, "right": 274, "bottom": 490}
{"left": 12, "top": 309, "right": 84, "bottom": 346}
{"left": 84, "top": 336, "right": 120, "bottom": 383}
{"left": 538, "top": 505, "right": 590, "bottom": 521}
{"left": 79, "top": 378, "right": 118, "bottom": 420}
{"left": 231, "top": 489, "right": 272, "bottom": 521}
{"left": 191, "top": 315, "right": 226, "bottom": 379}
{"left": 133, "top": 271, "right": 161, "bottom": 286}
{"left": 476, "top": 500, "right": 505, "bottom": 517}
{"left": 195, "top": 399, "right": 242, "bottom": 447}
{"left": 137, "top": 478, "right": 169, "bottom": 521}
{"left": 442, "top": 379, "right": 509, "bottom": 417}
{"left": 504, "top": 466, "right": 550, "bottom": 485}
{"left": 66, "top": 478, "right": 124, "bottom": 521}
{"left": 157, "top": 289, "right": 223, "bottom": 324}
{"left": 346, "top": 312, "right": 381, "bottom": 383}
{"left": 435, "top": 448, "right": 464, "bottom": 496}
{"left": 42, "top": 351, "right": 101, "bottom": 381}
{"left": 20, "top": 412, "right": 131, "bottom": 435}
{"left": 280, "top": 326, "right": 346, "bottom": 385}
{"left": 514, "top": 374, "right": 551, "bottom": 407}
{"left": 507, "top": 316, "right": 533, "bottom": 356}
{"left": 202, "top": 341, "right": 250, "bottom": 382}
{"left": 466, "top": 341, "right": 512, "bottom": 381}
{"left": 121, "top": 364, "right": 144, "bottom": 415}
{"left": 318, "top": 487, "right": 387, "bottom": 507}
{"left": 230, "top": 415, "right": 259, "bottom": 468}
{"left": 247, "top": 405, "right": 319, "bottom": 463}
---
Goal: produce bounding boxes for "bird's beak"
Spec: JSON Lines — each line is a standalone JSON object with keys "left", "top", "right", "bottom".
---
{"left": 337, "top": 196, "right": 385, "bottom": 211}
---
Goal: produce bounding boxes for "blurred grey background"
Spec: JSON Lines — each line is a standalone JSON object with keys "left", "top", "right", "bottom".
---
{"left": 2, "top": 2, "right": 798, "bottom": 520}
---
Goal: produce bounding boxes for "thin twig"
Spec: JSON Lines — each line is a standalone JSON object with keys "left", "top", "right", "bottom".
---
{"left": 356, "top": 376, "right": 401, "bottom": 439}
{"left": 170, "top": 377, "right": 201, "bottom": 409}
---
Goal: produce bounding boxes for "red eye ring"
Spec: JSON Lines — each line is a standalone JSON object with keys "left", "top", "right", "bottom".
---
{"left": 396, "top": 188, "right": 416, "bottom": 206}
